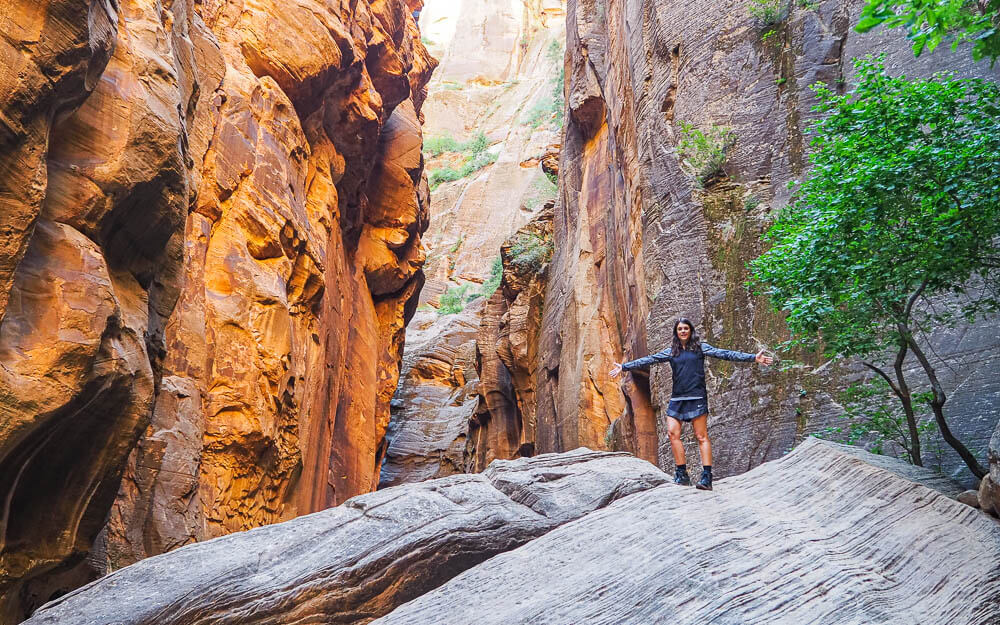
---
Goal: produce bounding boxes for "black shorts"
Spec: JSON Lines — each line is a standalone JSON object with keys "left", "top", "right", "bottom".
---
{"left": 666, "top": 398, "right": 708, "bottom": 422}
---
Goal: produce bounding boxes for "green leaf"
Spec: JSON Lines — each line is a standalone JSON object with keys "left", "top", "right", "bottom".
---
{"left": 855, "top": 15, "right": 886, "bottom": 31}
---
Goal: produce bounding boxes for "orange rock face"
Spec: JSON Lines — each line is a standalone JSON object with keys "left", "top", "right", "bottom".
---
{"left": 469, "top": 205, "right": 554, "bottom": 471}
{"left": 378, "top": 0, "right": 565, "bottom": 486}
{"left": 0, "top": 0, "right": 434, "bottom": 618}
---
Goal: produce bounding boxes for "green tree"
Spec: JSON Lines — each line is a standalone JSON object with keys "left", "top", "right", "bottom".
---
{"left": 856, "top": 0, "right": 1000, "bottom": 64}
{"left": 813, "top": 378, "right": 937, "bottom": 462}
{"left": 749, "top": 57, "right": 1000, "bottom": 477}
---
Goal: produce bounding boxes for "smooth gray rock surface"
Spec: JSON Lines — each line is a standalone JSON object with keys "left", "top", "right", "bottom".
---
{"left": 374, "top": 438, "right": 1000, "bottom": 625}
{"left": 25, "top": 449, "right": 668, "bottom": 625}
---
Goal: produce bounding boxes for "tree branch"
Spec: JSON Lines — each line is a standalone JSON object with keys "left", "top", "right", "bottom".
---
{"left": 901, "top": 324, "right": 986, "bottom": 477}
{"left": 861, "top": 361, "right": 903, "bottom": 399}
{"left": 903, "top": 276, "right": 930, "bottom": 320}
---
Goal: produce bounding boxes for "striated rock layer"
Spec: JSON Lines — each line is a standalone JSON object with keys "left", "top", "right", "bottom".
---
{"left": 0, "top": 0, "right": 435, "bottom": 618}
{"left": 547, "top": 0, "right": 1000, "bottom": 480}
{"left": 373, "top": 438, "right": 998, "bottom": 625}
{"left": 23, "top": 450, "right": 669, "bottom": 625}
{"left": 379, "top": 0, "right": 565, "bottom": 485}
{"left": 469, "top": 203, "right": 555, "bottom": 472}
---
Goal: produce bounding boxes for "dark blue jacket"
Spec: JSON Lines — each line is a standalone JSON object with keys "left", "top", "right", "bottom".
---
{"left": 621, "top": 342, "right": 755, "bottom": 399}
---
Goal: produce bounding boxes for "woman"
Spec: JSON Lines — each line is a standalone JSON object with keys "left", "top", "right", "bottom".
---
{"left": 609, "top": 318, "right": 772, "bottom": 491}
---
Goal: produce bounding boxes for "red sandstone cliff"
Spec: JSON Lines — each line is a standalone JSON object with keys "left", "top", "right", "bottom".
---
{"left": 0, "top": 0, "right": 435, "bottom": 619}
{"left": 378, "top": 0, "right": 565, "bottom": 485}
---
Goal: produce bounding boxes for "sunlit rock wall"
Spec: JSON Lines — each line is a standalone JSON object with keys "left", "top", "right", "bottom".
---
{"left": 0, "top": 0, "right": 435, "bottom": 619}
{"left": 379, "top": 0, "right": 564, "bottom": 485}
{"left": 468, "top": 204, "right": 555, "bottom": 473}
{"left": 551, "top": 0, "right": 1000, "bottom": 479}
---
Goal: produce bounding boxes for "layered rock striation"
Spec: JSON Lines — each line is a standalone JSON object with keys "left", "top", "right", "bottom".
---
{"left": 379, "top": 0, "right": 565, "bottom": 485}
{"left": 24, "top": 441, "right": 1000, "bottom": 625}
{"left": 0, "top": 0, "right": 435, "bottom": 618}
{"left": 547, "top": 0, "right": 1000, "bottom": 480}
{"left": 24, "top": 450, "right": 669, "bottom": 625}
{"left": 374, "top": 439, "right": 998, "bottom": 625}
{"left": 469, "top": 203, "right": 555, "bottom": 472}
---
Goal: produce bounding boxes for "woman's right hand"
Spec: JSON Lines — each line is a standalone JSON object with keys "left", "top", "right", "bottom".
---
{"left": 609, "top": 363, "right": 623, "bottom": 378}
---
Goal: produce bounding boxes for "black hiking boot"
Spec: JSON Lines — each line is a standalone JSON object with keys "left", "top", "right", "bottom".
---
{"left": 695, "top": 468, "right": 713, "bottom": 491}
{"left": 673, "top": 466, "right": 691, "bottom": 486}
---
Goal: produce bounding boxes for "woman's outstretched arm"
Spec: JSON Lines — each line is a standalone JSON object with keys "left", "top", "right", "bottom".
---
{"left": 702, "top": 342, "right": 773, "bottom": 365}
{"left": 609, "top": 349, "right": 672, "bottom": 378}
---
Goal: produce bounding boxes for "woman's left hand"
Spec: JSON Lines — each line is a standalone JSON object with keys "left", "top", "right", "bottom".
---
{"left": 755, "top": 350, "right": 774, "bottom": 366}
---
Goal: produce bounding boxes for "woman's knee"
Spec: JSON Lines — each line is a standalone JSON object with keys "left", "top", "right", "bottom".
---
{"left": 693, "top": 430, "right": 711, "bottom": 444}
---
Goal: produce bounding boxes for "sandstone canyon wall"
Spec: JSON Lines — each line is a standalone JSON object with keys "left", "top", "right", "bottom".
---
{"left": 379, "top": 0, "right": 565, "bottom": 486}
{"left": 550, "top": 0, "right": 1000, "bottom": 482}
{"left": 0, "top": 0, "right": 435, "bottom": 619}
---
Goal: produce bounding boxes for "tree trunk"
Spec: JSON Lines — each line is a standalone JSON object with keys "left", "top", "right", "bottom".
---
{"left": 903, "top": 332, "right": 986, "bottom": 478}
{"left": 863, "top": 340, "right": 922, "bottom": 466}
{"left": 891, "top": 347, "right": 922, "bottom": 466}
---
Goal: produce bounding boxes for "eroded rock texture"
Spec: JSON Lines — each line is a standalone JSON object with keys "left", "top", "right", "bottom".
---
{"left": 0, "top": 0, "right": 435, "bottom": 618}
{"left": 373, "top": 439, "right": 998, "bottom": 625}
{"left": 548, "top": 0, "right": 1000, "bottom": 481}
{"left": 378, "top": 299, "right": 485, "bottom": 487}
{"left": 1, "top": 0, "right": 208, "bottom": 617}
{"left": 469, "top": 204, "right": 554, "bottom": 472}
{"left": 379, "top": 0, "right": 565, "bottom": 485}
{"left": 24, "top": 450, "right": 669, "bottom": 625}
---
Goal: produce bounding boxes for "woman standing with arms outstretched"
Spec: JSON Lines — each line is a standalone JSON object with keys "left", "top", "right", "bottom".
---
{"left": 609, "top": 318, "right": 773, "bottom": 490}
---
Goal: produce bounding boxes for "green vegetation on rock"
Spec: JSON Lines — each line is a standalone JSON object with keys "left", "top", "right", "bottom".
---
{"left": 813, "top": 378, "right": 937, "bottom": 462}
{"left": 749, "top": 57, "right": 1000, "bottom": 477}
{"left": 748, "top": 0, "right": 790, "bottom": 26}
{"left": 508, "top": 231, "right": 553, "bottom": 273}
{"left": 437, "top": 258, "right": 505, "bottom": 316}
{"left": 520, "top": 41, "right": 565, "bottom": 129}
{"left": 676, "top": 122, "right": 735, "bottom": 186}
{"left": 482, "top": 256, "right": 504, "bottom": 296}
{"left": 856, "top": 0, "right": 1000, "bottom": 64}
{"left": 425, "top": 132, "right": 497, "bottom": 189}
{"left": 523, "top": 172, "right": 558, "bottom": 211}
{"left": 437, "top": 284, "right": 478, "bottom": 315}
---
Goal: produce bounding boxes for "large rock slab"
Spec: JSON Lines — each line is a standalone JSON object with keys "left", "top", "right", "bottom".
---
{"left": 374, "top": 438, "right": 1000, "bottom": 624}
{"left": 25, "top": 449, "right": 668, "bottom": 625}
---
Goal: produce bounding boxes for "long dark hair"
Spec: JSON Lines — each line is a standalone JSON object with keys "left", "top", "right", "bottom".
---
{"left": 671, "top": 317, "right": 702, "bottom": 357}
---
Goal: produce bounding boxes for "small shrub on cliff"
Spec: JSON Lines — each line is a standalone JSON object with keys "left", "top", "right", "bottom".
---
{"left": 676, "top": 121, "right": 736, "bottom": 186}
{"left": 437, "top": 283, "right": 483, "bottom": 315}
{"left": 424, "top": 134, "right": 459, "bottom": 156}
{"left": 519, "top": 42, "right": 565, "bottom": 130}
{"left": 521, "top": 99, "right": 554, "bottom": 128}
{"left": 547, "top": 40, "right": 563, "bottom": 64}
{"left": 480, "top": 256, "right": 504, "bottom": 297}
{"left": 427, "top": 150, "right": 498, "bottom": 189}
{"left": 749, "top": 57, "right": 1000, "bottom": 477}
{"left": 524, "top": 172, "right": 558, "bottom": 211}
{"left": 749, "top": 0, "right": 791, "bottom": 26}
{"left": 424, "top": 132, "right": 489, "bottom": 158}
{"left": 508, "top": 232, "right": 553, "bottom": 273}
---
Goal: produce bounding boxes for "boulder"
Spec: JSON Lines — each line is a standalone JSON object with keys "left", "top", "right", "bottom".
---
{"left": 373, "top": 438, "right": 1000, "bottom": 625}
{"left": 979, "top": 475, "right": 999, "bottom": 517}
{"left": 25, "top": 449, "right": 668, "bottom": 625}
{"left": 958, "top": 490, "right": 981, "bottom": 508}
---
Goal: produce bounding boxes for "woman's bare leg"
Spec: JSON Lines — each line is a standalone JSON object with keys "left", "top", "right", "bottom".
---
{"left": 666, "top": 416, "right": 685, "bottom": 465}
{"left": 691, "top": 414, "right": 712, "bottom": 466}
